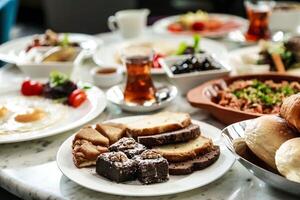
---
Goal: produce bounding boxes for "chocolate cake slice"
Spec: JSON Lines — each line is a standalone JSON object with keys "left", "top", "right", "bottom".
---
{"left": 169, "top": 146, "right": 220, "bottom": 175}
{"left": 108, "top": 137, "right": 146, "bottom": 158}
{"left": 137, "top": 124, "right": 200, "bottom": 147}
{"left": 133, "top": 150, "right": 169, "bottom": 184}
{"left": 96, "top": 152, "right": 137, "bottom": 183}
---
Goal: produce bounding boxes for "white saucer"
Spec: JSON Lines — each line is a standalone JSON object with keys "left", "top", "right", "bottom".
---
{"left": 56, "top": 117, "right": 235, "bottom": 197}
{"left": 106, "top": 83, "right": 177, "bottom": 112}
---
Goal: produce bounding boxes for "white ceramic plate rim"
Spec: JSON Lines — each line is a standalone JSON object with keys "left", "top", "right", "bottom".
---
{"left": 93, "top": 36, "right": 228, "bottom": 75}
{"left": 152, "top": 14, "right": 248, "bottom": 38}
{"left": 0, "top": 86, "right": 106, "bottom": 143}
{"left": 57, "top": 117, "right": 235, "bottom": 197}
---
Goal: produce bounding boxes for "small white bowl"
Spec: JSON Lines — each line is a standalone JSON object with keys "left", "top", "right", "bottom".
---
{"left": 90, "top": 66, "right": 123, "bottom": 88}
{"left": 159, "top": 54, "right": 231, "bottom": 94}
{"left": 16, "top": 47, "right": 83, "bottom": 78}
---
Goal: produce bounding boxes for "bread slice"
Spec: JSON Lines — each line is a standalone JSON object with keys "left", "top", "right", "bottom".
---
{"left": 138, "top": 124, "right": 201, "bottom": 147}
{"left": 73, "top": 126, "right": 109, "bottom": 147}
{"left": 126, "top": 112, "right": 191, "bottom": 137}
{"left": 169, "top": 146, "right": 220, "bottom": 175}
{"left": 95, "top": 122, "right": 127, "bottom": 144}
{"left": 73, "top": 140, "right": 108, "bottom": 168}
{"left": 152, "top": 135, "right": 213, "bottom": 162}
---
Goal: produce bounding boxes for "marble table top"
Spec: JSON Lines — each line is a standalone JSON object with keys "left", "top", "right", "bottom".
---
{"left": 0, "top": 31, "right": 299, "bottom": 200}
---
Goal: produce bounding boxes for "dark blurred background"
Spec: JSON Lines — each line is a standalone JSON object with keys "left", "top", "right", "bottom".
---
{"left": 10, "top": 0, "right": 248, "bottom": 39}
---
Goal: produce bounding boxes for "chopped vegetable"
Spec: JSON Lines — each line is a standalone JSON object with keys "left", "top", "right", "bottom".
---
{"left": 21, "top": 80, "right": 43, "bottom": 96}
{"left": 68, "top": 89, "right": 87, "bottom": 108}
{"left": 216, "top": 79, "right": 300, "bottom": 114}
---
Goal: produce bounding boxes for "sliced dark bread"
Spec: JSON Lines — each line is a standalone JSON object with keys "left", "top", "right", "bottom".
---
{"left": 152, "top": 135, "right": 213, "bottom": 162}
{"left": 138, "top": 124, "right": 200, "bottom": 147}
{"left": 169, "top": 146, "right": 220, "bottom": 175}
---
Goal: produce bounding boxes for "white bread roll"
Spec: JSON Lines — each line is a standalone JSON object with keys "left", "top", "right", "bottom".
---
{"left": 275, "top": 138, "right": 300, "bottom": 183}
{"left": 244, "top": 115, "right": 297, "bottom": 169}
{"left": 280, "top": 93, "right": 300, "bottom": 132}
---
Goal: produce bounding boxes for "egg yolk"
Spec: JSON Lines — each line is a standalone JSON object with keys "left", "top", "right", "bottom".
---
{"left": 0, "top": 106, "right": 8, "bottom": 118}
{"left": 15, "top": 108, "right": 46, "bottom": 123}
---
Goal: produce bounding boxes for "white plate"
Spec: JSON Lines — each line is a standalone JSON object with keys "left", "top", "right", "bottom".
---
{"left": 152, "top": 14, "right": 248, "bottom": 38}
{"left": 0, "top": 33, "right": 101, "bottom": 64}
{"left": 57, "top": 117, "right": 235, "bottom": 197}
{"left": 228, "top": 46, "right": 300, "bottom": 75}
{"left": 0, "top": 86, "right": 106, "bottom": 143}
{"left": 106, "top": 83, "right": 178, "bottom": 112}
{"left": 93, "top": 36, "right": 228, "bottom": 75}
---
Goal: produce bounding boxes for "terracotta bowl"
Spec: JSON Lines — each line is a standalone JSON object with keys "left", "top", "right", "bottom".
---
{"left": 187, "top": 73, "right": 300, "bottom": 124}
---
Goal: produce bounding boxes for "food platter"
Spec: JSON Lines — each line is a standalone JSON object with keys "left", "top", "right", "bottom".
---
{"left": 152, "top": 14, "right": 248, "bottom": 38}
{"left": 93, "top": 36, "right": 228, "bottom": 74}
{"left": 187, "top": 73, "right": 300, "bottom": 124}
{"left": 0, "top": 85, "right": 106, "bottom": 143}
{"left": 57, "top": 116, "right": 235, "bottom": 196}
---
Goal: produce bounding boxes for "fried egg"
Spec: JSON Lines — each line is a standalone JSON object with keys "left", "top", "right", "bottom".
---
{"left": 0, "top": 96, "right": 69, "bottom": 135}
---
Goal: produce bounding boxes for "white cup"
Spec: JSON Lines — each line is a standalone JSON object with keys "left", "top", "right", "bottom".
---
{"left": 270, "top": 2, "right": 300, "bottom": 33}
{"left": 108, "top": 9, "right": 150, "bottom": 39}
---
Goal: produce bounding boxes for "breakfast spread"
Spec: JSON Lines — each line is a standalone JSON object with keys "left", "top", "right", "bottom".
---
{"left": 239, "top": 93, "right": 300, "bottom": 183}
{"left": 21, "top": 71, "right": 88, "bottom": 108}
{"left": 71, "top": 112, "right": 220, "bottom": 185}
{"left": 215, "top": 79, "right": 300, "bottom": 114}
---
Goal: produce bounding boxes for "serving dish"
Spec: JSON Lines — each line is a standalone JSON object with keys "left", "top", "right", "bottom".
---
{"left": 153, "top": 13, "right": 248, "bottom": 38}
{"left": 0, "top": 33, "right": 100, "bottom": 77}
{"left": 159, "top": 54, "right": 230, "bottom": 94}
{"left": 93, "top": 36, "right": 228, "bottom": 75}
{"left": 222, "top": 119, "right": 300, "bottom": 196}
{"left": 106, "top": 83, "right": 177, "bottom": 112}
{"left": 57, "top": 116, "right": 235, "bottom": 196}
{"left": 0, "top": 85, "right": 106, "bottom": 143}
{"left": 187, "top": 73, "right": 300, "bottom": 124}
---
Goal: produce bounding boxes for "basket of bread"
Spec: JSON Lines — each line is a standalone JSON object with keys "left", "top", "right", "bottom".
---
{"left": 222, "top": 93, "right": 300, "bottom": 196}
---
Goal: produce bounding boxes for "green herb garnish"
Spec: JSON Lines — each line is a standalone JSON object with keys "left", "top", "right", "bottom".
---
{"left": 193, "top": 34, "right": 201, "bottom": 52}
{"left": 49, "top": 71, "right": 69, "bottom": 87}
{"left": 176, "top": 42, "right": 188, "bottom": 55}
{"left": 60, "top": 33, "right": 70, "bottom": 47}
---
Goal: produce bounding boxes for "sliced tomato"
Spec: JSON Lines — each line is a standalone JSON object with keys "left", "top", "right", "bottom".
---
{"left": 153, "top": 53, "right": 165, "bottom": 68}
{"left": 68, "top": 89, "right": 87, "bottom": 108}
{"left": 167, "top": 23, "right": 184, "bottom": 32}
{"left": 21, "top": 80, "right": 43, "bottom": 96}
{"left": 192, "top": 21, "right": 205, "bottom": 31}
